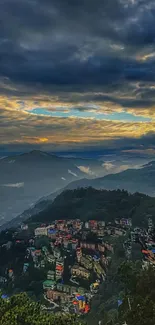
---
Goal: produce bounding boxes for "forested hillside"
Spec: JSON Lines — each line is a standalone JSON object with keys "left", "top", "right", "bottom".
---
{"left": 0, "top": 292, "right": 83, "bottom": 325}
{"left": 29, "top": 187, "right": 155, "bottom": 226}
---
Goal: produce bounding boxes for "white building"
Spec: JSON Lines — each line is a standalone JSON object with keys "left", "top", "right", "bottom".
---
{"left": 34, "top": 227, "right": 48, "bottom": 237}
{"left": 85, "top": 222, "right": 89, "bottom": 229}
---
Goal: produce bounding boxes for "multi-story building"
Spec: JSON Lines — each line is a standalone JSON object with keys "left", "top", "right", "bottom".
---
{"left": 80, "top": 242, "right": 96, "bottom": 250}
{"left": 47, "top": 228, "right": 57, "bottom": 239}
{"left": 148, "top": 217, "right": 153, "bottom": 233}
{"left": 80, "top": 256, "right": 93, "bottom": 270}
{"left": 76, "top": 247, "right": 82, "bottom": 262}
{"left": 55, "top": 258, "right": 64, "bottom": 281}
{"left": 71, "top": 265, "right": 90, "bottom": 279}
{"left": 85, "top": 222, "right": 89, "bottom": 229}
{"left": 35, "top": 227, "right": 48, "bottom": 237}
{"left": 35, "top": 224, "right": 57, "bottom": 237}
{"left": 46, "top": 290, "right": 70, "bottom": 303}
{"left": 47, "top": 254, "right": 55, "bottom": 264}
{"left": 53, "top": 248, "right": 61, "bottom": 259}
{"left": 47, "top": 270, "right": 55, "bottom": 280}
{"left": 93, "top": 262, "right": 105, "bottom": 279}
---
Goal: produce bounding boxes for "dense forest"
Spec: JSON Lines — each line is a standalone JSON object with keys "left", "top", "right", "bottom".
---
{"left": 28, "top": 187, "right": 155, "bottom": 227}
{"left": 85, "top": 259, "right": 155, "bottom": 325}
{"left": 117, "top": 262, "right": 155, "bottom": 325}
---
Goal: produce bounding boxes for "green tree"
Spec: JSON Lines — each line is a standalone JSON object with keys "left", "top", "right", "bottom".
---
{"left": 0, "top": 293, "right": 84, "bottom": 325}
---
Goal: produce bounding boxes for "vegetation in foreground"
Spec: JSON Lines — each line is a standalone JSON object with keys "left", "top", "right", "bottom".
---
{"left": 97, "top": 262, "right": 155, "bottom": 325}
{"left": 0, "top": 292, "right": 83, "bottom": 325}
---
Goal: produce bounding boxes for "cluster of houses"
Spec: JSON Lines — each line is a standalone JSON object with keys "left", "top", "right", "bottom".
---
{"left": 130, "top": 217, "right": 155, "bottom": 268}
{"left": 34, "top": 218, "right": 129, "bottom": 241}
{"left": 0, "top": 217, "right": 132, "bottom": 315}
{"left": 30, "top": 218, "right": 131, "bottom": 314}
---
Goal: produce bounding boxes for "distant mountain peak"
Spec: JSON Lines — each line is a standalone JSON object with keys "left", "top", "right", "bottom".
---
{"left": 29, "top": 150, "right": 49, "bottom": 156}
{"left": 21, "top": 150, "right": 58, "bottom": 159}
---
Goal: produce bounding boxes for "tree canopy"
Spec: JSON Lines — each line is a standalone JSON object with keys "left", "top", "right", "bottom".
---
{"left": 28, "top": 187, "right": 155, "bottom": 226}
{"left": 0, "top": 292, "right": 84, "bottom": 325}
{"left": 118, "top": 263, "right": 155, "bottom": 325}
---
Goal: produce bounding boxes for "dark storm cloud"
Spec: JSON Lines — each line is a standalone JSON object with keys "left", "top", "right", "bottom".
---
{"left": 2, "top": 0, "right": 155, "bottom": 157}
{"left": 1, "top": 0, "right": 155, "bottom": 90}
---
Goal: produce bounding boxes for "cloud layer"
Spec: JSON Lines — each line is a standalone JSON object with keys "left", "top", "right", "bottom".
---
{"left": 1, "top": 0, "right": 155, "bottom": 153}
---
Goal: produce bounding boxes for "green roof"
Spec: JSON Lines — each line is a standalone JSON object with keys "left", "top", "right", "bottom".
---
{"left": 43, "top": 280, "right": 56, "bottom": 287}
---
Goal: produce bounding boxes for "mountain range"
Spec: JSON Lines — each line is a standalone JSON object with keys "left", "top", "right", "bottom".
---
{"left": 0, "top": 150, "right": 106, "bottom": 226}
{"left": 65, "top": 161, "right": 155, "bottom": 196}
{"left": 1, "top": 150, "right": 155, "bottom": 229}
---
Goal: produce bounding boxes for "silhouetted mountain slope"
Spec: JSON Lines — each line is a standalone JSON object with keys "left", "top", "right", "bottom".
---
{"left": 29, "top": 187, "right": 155, "bottom": 227}
{"left": 1, "top": 150, "right": 106, "bottom": 226}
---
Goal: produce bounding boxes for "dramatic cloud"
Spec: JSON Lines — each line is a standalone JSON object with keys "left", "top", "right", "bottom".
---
{"left": 102, "top": 162, "right": 115, "bottom": 171}
{"left": 1, "top": 0, "right": 155, "bottom": 153}
{"left": 77, "top": 166, "right": 95, "bottom": 176}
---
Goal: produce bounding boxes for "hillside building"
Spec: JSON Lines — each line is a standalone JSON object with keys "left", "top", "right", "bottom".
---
{"left": 71, "top": 265, "right": 90, "bottom": 279}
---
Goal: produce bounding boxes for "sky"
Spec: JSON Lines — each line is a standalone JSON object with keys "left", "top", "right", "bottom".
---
{"left": 1, "top": 0, "right": 155, "bottom": 158}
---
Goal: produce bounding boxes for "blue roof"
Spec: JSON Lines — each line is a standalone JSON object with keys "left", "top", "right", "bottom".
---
{"left": 118, "top": 300, "right": 123, "bottom": 307}
{"left": 48, "top": 229, "right": 56, "bottom": 234}
{"left": 1, "top": 294, "right": 8, "bottom": 299}
{"left": 76, "top": 295, "right": 85, "bottom": 301}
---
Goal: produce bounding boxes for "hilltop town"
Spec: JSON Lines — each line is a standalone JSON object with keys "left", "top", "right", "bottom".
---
{"left": 1, "top": 213, "right": 155, "bottom": 320}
